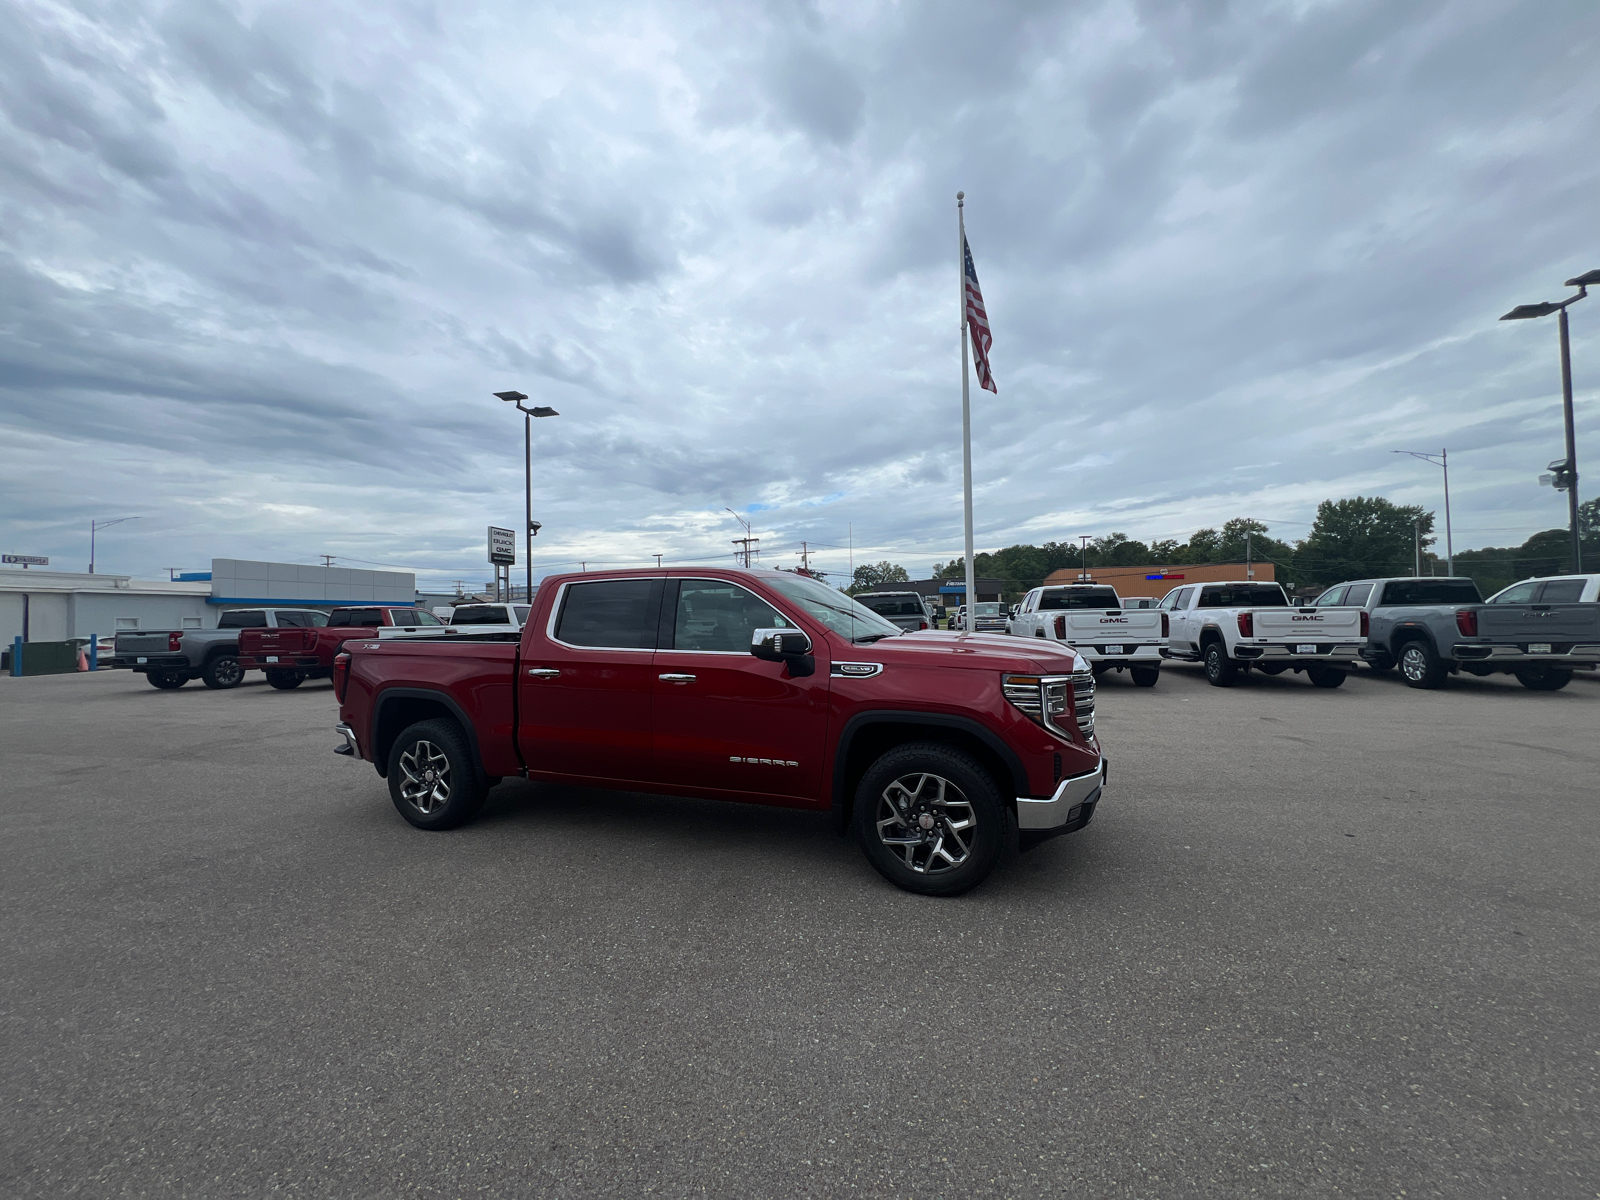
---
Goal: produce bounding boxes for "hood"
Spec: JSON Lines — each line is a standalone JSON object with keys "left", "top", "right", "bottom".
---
{"left": 853, "top": 630, "right": 1086, "bottom": 674}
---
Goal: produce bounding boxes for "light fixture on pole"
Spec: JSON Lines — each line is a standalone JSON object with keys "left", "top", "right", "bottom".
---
{"left": 1391, "top": 450, "right": 1453, "bottom": 575}
{"left": 89, "top": 516, "right": 141, "bottom": 574}
{"left": 494, "top": 391, "right": 559, "bottom": 601}
{"left": 1501, "top": 268, "right": 1596, "bottom": 573}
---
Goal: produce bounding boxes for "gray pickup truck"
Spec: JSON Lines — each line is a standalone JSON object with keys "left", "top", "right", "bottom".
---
{"left": 111, "top": 608, "right": 330, "bottom": 690}
{"left": 1313, "top": 576, "right": 1600, "bottom": 691}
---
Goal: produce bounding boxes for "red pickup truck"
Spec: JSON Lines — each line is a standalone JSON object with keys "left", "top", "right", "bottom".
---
{"left": 239, "top": 605, "right": 445, "bottom": 688}
{"left": 332, "top": 568, "right": 1106, "bottom": 895}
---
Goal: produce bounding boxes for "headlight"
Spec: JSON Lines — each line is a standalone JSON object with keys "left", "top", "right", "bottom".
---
{"left": 1002, "top": 673, "right": 1088, "bottom": 740}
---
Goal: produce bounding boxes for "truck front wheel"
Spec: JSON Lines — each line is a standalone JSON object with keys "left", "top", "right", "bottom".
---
{"left": 1203, "top": 642, "right": 1237, "bottom": 687}
{"left": 386, "top": 719, "right": 487, "bottom": 831}
{"left": 854, "top": 743, "right": 1011, "bottom": 897}
{"left": 1398, "top": 641, "right": 1445, "bottom": 690}
{"left": 201, "top": 654, "right": 244, "bottom": 690}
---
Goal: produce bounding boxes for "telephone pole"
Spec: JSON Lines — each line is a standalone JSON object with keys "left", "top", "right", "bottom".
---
{"left": 320, "top": 555, "right": 336, "bottom": 567}
{"left": 727, "top": 508, "right": 758, "bottom": 567}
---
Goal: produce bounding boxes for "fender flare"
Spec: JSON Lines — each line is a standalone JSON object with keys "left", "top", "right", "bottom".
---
{"left": 1387, "top": 622, "right": 1440, "bottom": 659}
{"left": 830, "top": 710, "right": 1030, "bottom": 815}
{"left": 370, "top": 686, "right": 489, "bottom": 781}
{"left": 1198, "top": 624, "right": 1225, "bottom": 647}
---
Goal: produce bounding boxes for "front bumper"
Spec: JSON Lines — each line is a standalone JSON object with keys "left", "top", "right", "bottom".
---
{"left": 1016, "top": 757, "right": 1106, "bottom": 832}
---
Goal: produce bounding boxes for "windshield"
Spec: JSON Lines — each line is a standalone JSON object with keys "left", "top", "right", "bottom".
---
{"left": 1039, "top": 587, "right": 1121, "bottom": 610}
{"left": 974, "top": 603, "right": 1002, "bottom": 615}
{"left": 762, "top": 572, "right": 902, "bottom": 641}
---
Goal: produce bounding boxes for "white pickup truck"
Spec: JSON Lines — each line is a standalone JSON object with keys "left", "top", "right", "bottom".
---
{"left": 1008, "top": 584, "right": 1163, "bottom": 686}
{"left": 1160, "top": 580, "right": 1363, "bottom": 688}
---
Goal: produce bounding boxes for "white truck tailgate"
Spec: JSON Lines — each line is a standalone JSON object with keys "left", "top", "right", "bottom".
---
{"left": 1250, "top": 609, "right": 1362, "bottom": 643}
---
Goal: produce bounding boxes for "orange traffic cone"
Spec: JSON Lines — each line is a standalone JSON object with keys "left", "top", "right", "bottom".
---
{"left": 77, "top": 646, "right": 89, "bottom": 671}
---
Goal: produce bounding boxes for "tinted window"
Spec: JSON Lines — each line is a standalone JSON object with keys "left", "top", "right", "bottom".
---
{"left": 1538, "top": 579, "right": 1585, "bottom": 602}
{"left": 1198, "top": 585, "right": 1288, "bottom": 608}
{"left": 334, "top": 609, "right": 383, "bottom": 628}
{"left": 555, "top": 580, "right": 658, "bottom": 648}
{"left": 513, "top": 606, "right": 530, "bottom": 624}
{"left": 276, "top": 611, "right": 310, "bottom": 628}
{"left": 859, "top": 595, "right": 924, "bottom": 616}
{"left": 1381, "top": 579, "right": 1483, "bottom": 606}
{"left": 388, "top": 608, "right": 441, "bottom": 626}
{"left": 1313, "top": 586, "right": 1347, "bottom": 608}
{"left": 1343, "top": 584, "right": 1372, "bottom": 607}
{"left": 218, "top": 610, "right": 268, "bottom": 628}
{"left": 672, "top": 580, "right": 788, "bottom": 651}
{"left": 450, "top": 606, "right": 508, "bottom": 625}
{"left": 1039, "top": 587, "right": 1121, "bottom": 610}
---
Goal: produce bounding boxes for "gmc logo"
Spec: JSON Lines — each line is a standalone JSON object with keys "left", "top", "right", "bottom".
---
{"left": 1291, "top": 616, "right": 1323, "bottom": 622}
{"left": 1099, "top": 618, "right": 1129, "bottom": 624}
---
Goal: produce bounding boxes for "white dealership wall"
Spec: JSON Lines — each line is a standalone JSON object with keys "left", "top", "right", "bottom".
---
{"left": 209, "top": 560, "right": 415, "bottom": 605}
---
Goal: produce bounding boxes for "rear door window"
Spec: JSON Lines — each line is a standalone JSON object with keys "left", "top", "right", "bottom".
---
{"left": 669, "top": 580, "right": 788, "bottom": 652}
{"left": 555, "top": 580, "right": 661, "bottom": 649}
{"left": 1343, "top": 584, "right": 1372, "bottom": 607}
{"left": 1536, "top": 579, "right": 1585, "bottom": 602}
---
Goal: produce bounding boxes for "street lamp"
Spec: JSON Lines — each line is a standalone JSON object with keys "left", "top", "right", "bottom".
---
{"left": 1391, "top": 450, "right": 1452, "bottom": 575}
{"left": 494, "top": 391, "right": 559, "bottom": 602}
{"left": 1501, "top": 269, "right": 1597, "bottom": 573}
{"left": 89, "top": 516, "right": 141, "bottom": 574}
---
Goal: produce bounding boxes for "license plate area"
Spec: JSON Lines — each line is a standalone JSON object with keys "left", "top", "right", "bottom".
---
{"left": 1104, "top": 645, "right": 1125, "bottom": 655}
{"left": 1295, "top": 644, "right": 1318, "bottom": 655}
{"left": 1529, "top": 643, "right": 1552, "bottom": 654}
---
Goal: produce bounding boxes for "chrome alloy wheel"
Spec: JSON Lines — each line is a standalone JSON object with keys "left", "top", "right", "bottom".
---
{"left": 875, "top": 772, "right": 977, "bottom": 874}
{"left": 1401, "top": 645, "right": 1428, "bottom": 683}
{"left": 398, "top": 740, "right": 452, "bottom": 815}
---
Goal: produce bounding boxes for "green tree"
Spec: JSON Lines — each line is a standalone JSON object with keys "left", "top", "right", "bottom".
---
{"left": 849, "top": 561, "right": 909, "bottom": 594}
{"left": 1297, "top": 496, "right": 1433, "bottom": 588}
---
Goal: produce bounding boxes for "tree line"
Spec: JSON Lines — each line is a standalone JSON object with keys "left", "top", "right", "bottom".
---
{"left": 850, "top": 494, "right": 1599, "bottom": 600}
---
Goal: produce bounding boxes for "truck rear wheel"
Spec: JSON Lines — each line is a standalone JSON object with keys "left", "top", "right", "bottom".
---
{"left": 386, "top": 719, "right": 487, "bottom": 831}
{"left": 147, "top": 671, "right": 187, "bottom": 689}
{"left": 1203, "top": 642, "right": 1237, "bottom": 687}
{"left": 1398, "top": 641, "right": 1445, "bottom": 690}
{"left": 854, "top": 742, "right": 1010, "bottom": 897}
{"left": 1515, "top": 665, "right": 1573, "bottom": 691}
{"left": 265, "top": 669, "right": 304, "bottom": 690}
{"left": 201, "top": 653, "right": 244, "bottom": 690}
{"left": 1130, "top": 665, "right": 1159, "bottom": 687}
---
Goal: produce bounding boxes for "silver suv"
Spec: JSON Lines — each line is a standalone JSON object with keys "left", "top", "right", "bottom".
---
{"left": 853, "top": 591, "right": 931, "bottom": 632}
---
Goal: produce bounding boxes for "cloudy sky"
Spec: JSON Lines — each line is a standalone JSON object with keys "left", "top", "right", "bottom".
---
{"left": 2, "top": 0, "right": 1597, "bottom": 591}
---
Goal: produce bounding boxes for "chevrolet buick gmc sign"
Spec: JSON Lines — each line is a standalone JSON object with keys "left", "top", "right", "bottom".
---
{"left": 488, "top": 526, "right": 516, "bottom": 566}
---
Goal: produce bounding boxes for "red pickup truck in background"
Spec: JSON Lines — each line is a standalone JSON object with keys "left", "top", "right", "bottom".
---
{"left": 239, "top": 605, "right": 445, "bottom": 689}
{"left": 332, "top": 568, "right": 1107, "bottom": 896}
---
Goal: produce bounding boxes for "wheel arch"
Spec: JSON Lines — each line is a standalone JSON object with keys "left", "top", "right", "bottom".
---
{"left": 1388, "top": 623, "right": 1439, "bottom": 658}
{"left": 831, "top": 712, "right": 1027, "bottom": 831}
{"left": 371, "top": 687, "right": 487, "bottom": 782}
{"left": 1198, "top": 624, "right": 1225, "bottom": 648}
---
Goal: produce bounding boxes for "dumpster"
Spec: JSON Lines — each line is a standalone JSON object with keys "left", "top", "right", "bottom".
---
{"left": 7, "top": 639, "right": 82, "bottom": 677}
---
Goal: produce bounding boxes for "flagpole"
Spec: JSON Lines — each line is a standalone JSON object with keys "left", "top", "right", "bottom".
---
{"left": 958, "top": 191, "right": 976, "bottom": 631}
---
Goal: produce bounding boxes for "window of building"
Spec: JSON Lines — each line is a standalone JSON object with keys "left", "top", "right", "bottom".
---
{"left": 115, "top": 617, "right": 139, "bottom": 630}
{"left": 181, "top": 616, "right": 203, "bottom": 628}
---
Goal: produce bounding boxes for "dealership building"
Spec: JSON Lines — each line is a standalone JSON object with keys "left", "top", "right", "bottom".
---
{"left": 0, "top": 559, "right": 417, "bottom": 645}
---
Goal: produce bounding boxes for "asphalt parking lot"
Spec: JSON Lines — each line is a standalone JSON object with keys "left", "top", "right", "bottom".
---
{"left": 3, "top": 664, "right": 1598, "bottom": 1198}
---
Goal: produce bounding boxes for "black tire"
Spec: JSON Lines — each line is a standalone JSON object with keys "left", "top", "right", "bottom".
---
{"left": 201, "top": 653, "right": 244, "bottom": 690}
{"left": 1130, "top": 665, "right": 1159, "bottom": 687}
{"left": 853, "top": 742, "right": 1011, "bottom": 897}
{"left": 265, "top": 670, "right": 304, "bottom": 690}
{"left": 1515, "top": 665, "right": 1573, "bottom": 692}
{"left": 1307, "top": 665, "right": 1347, "bottom": 689}
{"left": 1367, "top": 653, "right": 1396, "bottom": 673}
{"left": 1397, "top": 640, "right": 1445, "bottom": 690}
{"left": 1203, "top": 641, "right": 1237, "bottom": 687}
{"left": 147, "top": 671, "right": 187, "bottom": 690}
{"left": 386, "top": 719, "right": 487, "bottom": 831}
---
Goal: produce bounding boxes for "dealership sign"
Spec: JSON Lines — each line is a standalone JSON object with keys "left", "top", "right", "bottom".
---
{"left": 488, "top": 527, "right": 516, "bottom": 566}
{"left": 3, "top": 554, "right": 49, "bottom": 566}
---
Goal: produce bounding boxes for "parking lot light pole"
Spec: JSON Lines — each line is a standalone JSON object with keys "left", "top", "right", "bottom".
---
{"left": 1391, "top": 450, "right": 1452, "bottom": 575}
{"left": 494, "top": 392, "right": 559, "bottom": 601}
{"left": 1502, "top": 269, "right": 1597, "bottom": 573}
{"left": 89, "top": 516, "right": 141, "bottom": 574}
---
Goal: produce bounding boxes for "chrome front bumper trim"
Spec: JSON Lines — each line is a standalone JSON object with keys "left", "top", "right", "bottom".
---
{"left": 1017, "top": 758, "right": 1106, "bottom": 831}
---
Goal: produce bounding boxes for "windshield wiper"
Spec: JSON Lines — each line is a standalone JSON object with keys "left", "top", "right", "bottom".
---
{"left": 852, "top": 632, "right": 893, "bottom": 644}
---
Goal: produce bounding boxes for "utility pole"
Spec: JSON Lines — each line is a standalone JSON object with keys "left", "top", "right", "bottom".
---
{"left": 320, "top": 555, "right": 336, "bottom": 567}
{"left": 1245, "top": 530, "right": 1253, "bottom": 580}
{"left": 1413, "top": 521, "right": 1422, "bottom": 577}
{"left": 727, "top": 508, "right": 758, "bottom": 567}
{"left": 799, "top": 542, "right": 811, "bottom": 574}
{"left": 653, "top": 554, "right": 663, "bottom": 568}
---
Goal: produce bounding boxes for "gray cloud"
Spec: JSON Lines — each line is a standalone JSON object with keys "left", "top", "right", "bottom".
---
{"left": 1, "top": 0, "right": 1598, "bottom": 589}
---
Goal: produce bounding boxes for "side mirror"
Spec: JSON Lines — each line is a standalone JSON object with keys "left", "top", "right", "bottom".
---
{"left": 751, "top": 627, "right": 814, "bottom": 675}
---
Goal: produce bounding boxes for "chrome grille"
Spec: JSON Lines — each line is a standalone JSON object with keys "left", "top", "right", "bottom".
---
{"left": 1071, "top": 669, "right": 1095, "bottom": 736}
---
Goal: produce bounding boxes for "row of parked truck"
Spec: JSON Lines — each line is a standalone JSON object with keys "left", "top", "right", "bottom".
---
{"left": 995, "top": 573, "right": 1600, "bottom": 691}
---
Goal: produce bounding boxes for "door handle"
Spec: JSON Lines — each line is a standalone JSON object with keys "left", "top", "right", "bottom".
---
{"left": 658, "top": 673, "right": 696, "bottom": 684}
{"left": 526, "top": 667, "right": 562, "bottom": 678}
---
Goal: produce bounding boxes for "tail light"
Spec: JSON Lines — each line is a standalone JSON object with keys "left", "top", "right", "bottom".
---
{"left": 1236, "top": 611, "right": 1254, "bottom": 637}
{"left": 1360, "top": 611, "right": 1370, "bottom": 637}
{"left": 1160, "top": 612, "right": 1170, "bottom": 638}
{"left": 333, "top": 652, "right": 351, "bottom": 702}
{"left": 168, "top": 632, "right": 183, "bottom": 652}
{"left": 1455, "top": 608, "right": 1478, "bottom": 637}
{"left": 1054, "top": 614, "right": 1066, "bottom": 639}
{"left": 918, "top": 620, "right": 927, "bottom": 630}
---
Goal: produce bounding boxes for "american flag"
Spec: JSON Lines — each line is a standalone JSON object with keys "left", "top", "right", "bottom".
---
{"left": 963, "top": 235, "right": 996, "bottom": 393}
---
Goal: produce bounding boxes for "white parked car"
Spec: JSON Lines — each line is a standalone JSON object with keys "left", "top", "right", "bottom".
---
{"left": 1483, "top": 574, "right": 1600, "bottom": 605}
{"left": 1009, "top": 584, "right": 1163, "bottom": 686}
